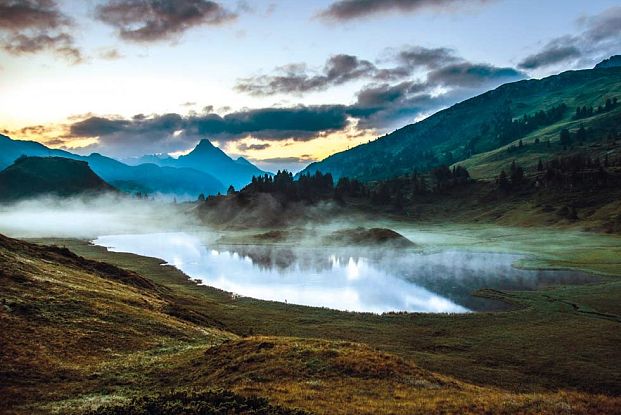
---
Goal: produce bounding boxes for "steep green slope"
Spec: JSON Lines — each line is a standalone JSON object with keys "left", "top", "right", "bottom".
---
{"left": 456, "top": 104, "right": 620, "bottom": 179}
{"left": 0, "top": 156, "right": 115, "bottom": 201}
{"left": 300, "top": 65, "right": 621, "bottom": 181}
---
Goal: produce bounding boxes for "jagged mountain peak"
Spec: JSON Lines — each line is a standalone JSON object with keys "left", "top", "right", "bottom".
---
{"left": 595, "top": 55, "right": 621, "bottom": 69}
{"left": 193, "top": 138, "right": 217, "bottom": 152}
{"left": 235, "top": 156, "right": 253, "bottom": 166}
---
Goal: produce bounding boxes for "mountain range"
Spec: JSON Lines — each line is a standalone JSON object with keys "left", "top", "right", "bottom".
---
{"left": 125, "top": 139, "right": 266, "bottom": 190}
{"left": 2, "top": 56, "right": 619, "bottom": 198}
{"left": 0, "top": 135, "right": 267, "bottom": 199}
{"left": 300, "top": 57, "right": 621, "bottom": 181}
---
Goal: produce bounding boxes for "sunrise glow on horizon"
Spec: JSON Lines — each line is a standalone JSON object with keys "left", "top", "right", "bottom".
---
{"left": 1, "top": 0, "right": 619, "bottom": 172}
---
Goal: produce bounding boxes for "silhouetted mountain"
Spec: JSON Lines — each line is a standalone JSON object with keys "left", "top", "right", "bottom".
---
{"left": 0, "top": 135, "right": 224, "bottom": 198}
{"left": 595, "top": 55, "right": 621, "bottom": 69}
{"left": 235, "top": 156, "right": 255, "bottom": 167}
{"left": 0, "top": 156, "right": 115, "bottom": 201}
{"left": 148, "top": 139, "right": 268, "bottom": 190}
{"left": 299, "top": 62, "right": 621, "bottom": 181}
{"left": 0, "top": 134, "right": 73, "bottom": 167}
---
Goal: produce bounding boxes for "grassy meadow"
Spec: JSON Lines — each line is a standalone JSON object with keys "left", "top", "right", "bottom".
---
{"left": 1, "top": 222, "right": 613, "bottom": 414}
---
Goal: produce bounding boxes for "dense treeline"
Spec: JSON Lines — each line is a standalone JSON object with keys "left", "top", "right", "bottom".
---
{"left": 243, "top": 170, "right": 340, "bottom": 202}
{"left": 573, "top": 97, "right": 618, "bottom": 120}
{"left": 205, "top": 164, "right": 471, "bottom": 211}
{"left": 497, "top": 152, "right": 621, "bottom": 192}
{"left": 369, "top": 165, "right": 471, "bottom": 209}
{"left": 490, "top": 102, "right": 567, "bottom": 148}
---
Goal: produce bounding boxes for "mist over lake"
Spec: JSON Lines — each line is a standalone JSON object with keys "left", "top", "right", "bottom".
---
{"left": 3, "top": 1, "right": 621, "bottom": 411}
{"left": 93, "top": 232, "right": 593, "bottom": 313}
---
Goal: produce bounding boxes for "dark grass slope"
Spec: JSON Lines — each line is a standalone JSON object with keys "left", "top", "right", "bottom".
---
{"left": 86, "top": 389, "right": 311, "bottom": 415}
{"left": 0, "top": 156, "right": 115, "bottom": 201}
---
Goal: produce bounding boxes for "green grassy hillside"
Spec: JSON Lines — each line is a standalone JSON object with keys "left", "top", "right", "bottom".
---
{"left": 456, "top": 103, "right": 620, "bottom": 179}
{"left": 300, "top": 66, "right": 621, "bottom": 181}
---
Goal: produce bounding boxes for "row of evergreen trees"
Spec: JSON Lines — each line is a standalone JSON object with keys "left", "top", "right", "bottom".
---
{"left": 497, "top": 152, "right": 619, "bottom": 192}
{"left": 492, "top": 102, "right": 567, "bottom": 147}
{"left": 369, "top": 165, "right": 471, "bottom": 209}
{"left": 203, "top": 163, "right": 473, "bottom": 210}
{"left": 573, "top": 97, "right": 618, "bottom": 120}
{"left": 245, "top": 170, "right": 339, "bottom": 202}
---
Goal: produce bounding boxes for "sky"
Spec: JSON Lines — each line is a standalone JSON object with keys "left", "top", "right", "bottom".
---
{"left": 1, "top": 0, "right": 620, "bottom": 172}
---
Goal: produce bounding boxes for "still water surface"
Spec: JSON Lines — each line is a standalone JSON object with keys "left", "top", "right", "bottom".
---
{"left": 93, "top": 232, "right": 593, "bottom": 313}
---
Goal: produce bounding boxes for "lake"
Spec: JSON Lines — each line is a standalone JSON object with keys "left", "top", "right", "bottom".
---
{"left": 93, "top": 232, "right": 594, "bottom": 313}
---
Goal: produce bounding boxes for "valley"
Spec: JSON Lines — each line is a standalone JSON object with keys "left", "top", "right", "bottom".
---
{"left": 2, "top": 221, "right": 619, "bottom": 414}
{"left": 1, "top": 55, "right": 620, "bottom": 414}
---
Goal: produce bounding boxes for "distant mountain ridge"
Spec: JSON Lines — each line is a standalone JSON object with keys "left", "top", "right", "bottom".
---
{"left": 0, "top": 135, "right": 236, "bottom": 198}
{"left": 130, "top": 139, "right": 268, "bottom": 190}
{"left": 299, "top": 59, "right": 621, "bottom": 181}
{"left": 0, "top": 156, "right": 115, "bottom": 201}
{"left": 595, "top": 55, "right": 621, "bottom": 69}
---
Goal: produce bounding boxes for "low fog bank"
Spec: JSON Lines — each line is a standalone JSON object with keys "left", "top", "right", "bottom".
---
{"left": 0, "top": 194, "right": 201, "bottom": 239}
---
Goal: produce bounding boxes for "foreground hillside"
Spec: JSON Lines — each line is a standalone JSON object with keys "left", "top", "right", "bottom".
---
{"left": 301, "top": 64, "right": 621, "bottom": 181}
{"left": 0, "top": 157, "right": 115, "bottom": 201}
{"left": 3, "top": 230, "right": 620, "bottom": 414}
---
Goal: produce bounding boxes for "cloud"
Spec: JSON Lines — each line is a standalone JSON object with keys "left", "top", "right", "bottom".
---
{"left": 238, "top": 143, "right": 271, "bottom": 151}
{"left": 44, "top": 138, "right": 66, "bottom": 146}
{"left": 98, "top": 47, "right": 122, "bottom": 60}
{"left": 518, "top": 41, "right": 581, "bottom": 70}
{"left": 14, "top": 124, "right": 54, "bottom": 136}
{"left": 352, "top": 88, "right": 447, "bottom": 130}
{"left": 0, "top": 0, "right": 82, "bottom": 63}
{"left": 581, "top": 5, "right": 621, "bottom": 43}
{"left": 349, "top": 60, "right": 524, "bottom": 130}
{"left": 235, "top": 54, "right": 376, "bottom": 96}
{"left": 62, "top": 41, "right": 525, "bottom": 158}
{"left": 394, "top": 46, "right": 460, "bottom": 70}
{"left": 518, "top": 6, "right": 621, "bottom": 70}
{"left": 236, "top": 45, "right": 522, "bottom": 97}
{"left": 354, "top": 81, "right": 424, "bottom": 107}
{"left": 190, "top": 105, "right": 350, "bottom": 140}
{"left": 256, "top": 156, "right": 316, "bottom": 164}
{"left": 70, "top": 116, "right": 130, "bottom": 136}
{"left": 233, "top": 42, "right": 524, "bottom": 132}
{"left": 235, "top": 47, "right": 458, "bottom": 96}
{"left": 0, "top": 0, "right": 68, "bottom": 30}
{"left": 67, "top": 106, "right": 351, "bottom": 157}
{"left": 95, "top": 0, "right": 237, "bottom": 43}
{"left": 318, "top": 0, "right": 494, "bottom": 21}
{"left": 427, "top": 62, "right": 524, "bottom": 87}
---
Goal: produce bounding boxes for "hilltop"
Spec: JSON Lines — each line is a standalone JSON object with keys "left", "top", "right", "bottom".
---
{"left": 0, "top": 156, "right": 115, "bottom": 201}
{"left": 300, "top": 62, "right": 621, "bottom": 182}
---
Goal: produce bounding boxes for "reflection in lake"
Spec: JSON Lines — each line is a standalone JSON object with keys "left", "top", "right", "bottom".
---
{"left": 93, "top": 232, "right": 593, "bottom": 313}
